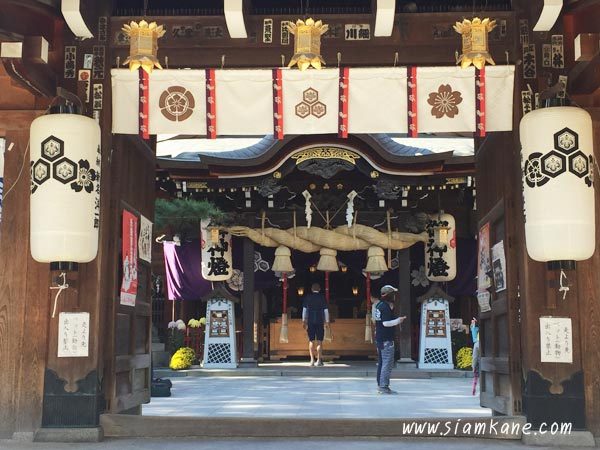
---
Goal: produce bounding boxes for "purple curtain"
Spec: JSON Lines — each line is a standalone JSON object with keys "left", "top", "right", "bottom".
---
{"left": 163, "top": 238, "right": 277, "bottom": 301}
{"left": 163, "top": 241, "right": 212, "bottom": 301}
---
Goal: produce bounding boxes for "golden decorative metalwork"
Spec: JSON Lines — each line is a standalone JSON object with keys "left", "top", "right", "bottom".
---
{"left": 122, "top": 20, "right": 166, "bottom": 73}
{"left": 445, "top": 177, "right": 467, "bottom": 185}
{"left": 370, "top": 171, "right": 380, "bottom": 179}
{"left": 187, "top": 181, "right": 208, "bottom": 189}
{"left": 273, "top": 171, "right": 282, "bottom": 179}
{"left": 454, "top": 17, "right": 496, "bottom": 69}
{"left": 287, "top": 18, "right": 329, "bottom": 71}
{"left": 291, "top": 147, "right": 360, "bottom": 165}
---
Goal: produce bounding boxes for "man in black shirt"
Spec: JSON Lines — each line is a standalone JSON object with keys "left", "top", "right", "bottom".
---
{"left": 373, "top": 285, "right": 406, "bottom": 394}
{"left": 302, "top": 283, "right": 330, "bottom": 366}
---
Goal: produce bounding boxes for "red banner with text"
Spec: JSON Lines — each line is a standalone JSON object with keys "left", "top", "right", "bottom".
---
{"left": 120, "top": 210, "right": 138, "bottom": 306}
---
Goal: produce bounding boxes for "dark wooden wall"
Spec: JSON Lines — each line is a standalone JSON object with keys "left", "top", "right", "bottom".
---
{"left": 101, "top": 134, "right": 155, "bottom": 414}
{"left": 577, "top": 108, "right": 600, "bottom": 435}
{"left": 475, "top": 132, "right": 523, "bottom": 416}
{"left": 0, "top": 114, "right": 48, "bottom": 438}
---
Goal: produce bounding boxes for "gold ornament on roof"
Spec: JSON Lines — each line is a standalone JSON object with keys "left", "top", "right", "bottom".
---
{"left": 291, "top": 147, "right": 360, "bottom": 165}
{"left": 454, "top": 17, "right": 496, "bottom": 69}
{"left": 287, "top": 18, "right": 329, "bottom": 71}
{"left": 122, "top": 20, "right": 166, "bottom": 73}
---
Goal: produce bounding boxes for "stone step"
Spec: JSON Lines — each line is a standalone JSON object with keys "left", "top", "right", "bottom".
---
{"left": 151, "top": 367, "right": 473, "bottom": 379}
{"left": 100, "top": 414, "right": 525, "bottom": 439}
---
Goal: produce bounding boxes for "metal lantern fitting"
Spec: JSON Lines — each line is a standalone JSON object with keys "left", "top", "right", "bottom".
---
{"left": 434, "top": 221, "right": 451, "bottom": 246}
{"left": 122, "top": 20, "right": 166, "bottom": 73}
{"left": 287, "top": 18, "right": 329, "bottom": 71}
{"left": 297, "top": 287, "right": 305, "bottom": 296}
{"left": 454, "top": 17, "right": 496, "bottom": 69}
{"left": 209, "top": 227, "right": 220, "bottom": 243}
{"left": 352, "top": 286, "right": 359, "bottom": 296}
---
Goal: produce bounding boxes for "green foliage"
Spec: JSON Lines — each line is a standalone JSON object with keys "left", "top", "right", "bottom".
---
{"left": 456, "top": 346, "right": 473, "bottom": 370}
{"left": 451, "top": 330, "right": 468, "bottom": 367}
{"left": 155, "top": 198, "right": 224, "bottom": 239}
{"left": 169, "top": 347, "right": 196, "bottom": 370}
{"left": 167, "top": 329, "right": 185, "bottom": 355}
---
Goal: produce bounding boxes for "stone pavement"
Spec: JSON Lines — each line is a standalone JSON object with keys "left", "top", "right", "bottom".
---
{"left": 143, "top": 376, "right": 487, "bottom": 418}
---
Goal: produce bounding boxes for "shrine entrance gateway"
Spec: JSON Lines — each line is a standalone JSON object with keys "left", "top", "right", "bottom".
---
{"left": 0, "top": 0, "right": 599, "bottom": 441}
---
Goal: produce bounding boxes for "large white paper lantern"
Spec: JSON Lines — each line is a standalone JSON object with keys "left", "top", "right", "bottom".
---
{"left": 30, "top": 113, "right": 101, "bottom": 265}
{"left": 520, "top": 106, "right": 595, "bottom": 264}
{"left": 201, "top": 227, "right": 233, "bottom": 281}
{"left": 425, "top": 213, "right": 457, "bottom": 282}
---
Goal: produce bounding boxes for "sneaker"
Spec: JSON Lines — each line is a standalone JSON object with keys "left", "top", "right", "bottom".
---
{"left": 317, "top": 360, "right": 324, "bottom": 366}
{"left": 378, "top": 387, "right": 397, "bottom": 395}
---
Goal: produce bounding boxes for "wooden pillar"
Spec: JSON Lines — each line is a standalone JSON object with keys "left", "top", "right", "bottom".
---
{"left": 0, "top": 117, "right": 49, "bottom": 439}
{"left": 576, "top": 108, "right": 600, "bottom": 436}
{"left": 240, "top": 236, "right": 256, "bottom": 364}
{"left": 397, "top": 248, "right": 412, "bottom": 361}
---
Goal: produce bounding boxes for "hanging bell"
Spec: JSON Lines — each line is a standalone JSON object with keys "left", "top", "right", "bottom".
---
{"left": 316, "top": 248, "right": 339, "bottom": 272}
{"left": 364, "top": 246, "right": 388, "bottom": 273}
{"left": 272, "top": 245, "right": 294, "bottom": 273}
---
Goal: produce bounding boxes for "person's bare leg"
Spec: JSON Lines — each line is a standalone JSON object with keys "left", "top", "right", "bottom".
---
{"left": 316, "top": 341, "right": 323, "bottom": 365}
{"left": 309, "top": 340, "right": 315, "bottom": 366}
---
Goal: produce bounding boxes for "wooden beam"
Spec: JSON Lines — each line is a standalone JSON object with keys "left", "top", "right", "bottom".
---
{"left": 109, "top": 12, "right": 516, "bottom": 68}
{"left": 568, "top": 52, "right": 600, "bottom": 95}
{"left": 574, "top": 33, "right": 600, "bottom": 61}
{"left": 1, "top": 37, "right": 58, "bottom": 97}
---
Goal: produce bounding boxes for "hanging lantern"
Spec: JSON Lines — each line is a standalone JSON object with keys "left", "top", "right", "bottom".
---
{"left": 200, "top": 227, "right": 233, "bottom": 281}
{"left": 30, "top": 112, "right": 101, "bottom": 267}
{"left": 272, "top": 245, "right": 294, "bottom": 273}
{"left": 454, "top": 17, "right": 496, "bottom": 69}
{"left": 425, "top": 213, "right": 457, "bottom": 282}
{"left": 122, "top": 20, "right": 166, "bottom": 74}
{"left": 364, "top": 246, "right": 388, "bottom": 274}
{"left": 317, "top": 248, "right": 339, "bottom": 272}
{"left": 520, "top": 106, "right": 595, "bottom": 266}
{"left": 287, "top": 18, "right": 329, "bottom": 71}
{"left": 352, "top": 286, "right": 359, "bottom": 296}
{"left": 297, "top": 286, "right": 305, "bottom": 296}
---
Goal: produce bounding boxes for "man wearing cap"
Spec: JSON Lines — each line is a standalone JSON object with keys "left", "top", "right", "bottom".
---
{"left": 373, "top": 285, "right": 406, "bottom": 394}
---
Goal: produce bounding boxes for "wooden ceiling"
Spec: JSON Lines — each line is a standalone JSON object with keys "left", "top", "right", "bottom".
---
{"left": 113, "top": 0, "right": 512, "bottom": 16}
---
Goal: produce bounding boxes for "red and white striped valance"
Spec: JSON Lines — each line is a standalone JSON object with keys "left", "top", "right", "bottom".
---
{"left": 111, "top": 66, "right": 515, "bottom": 138}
